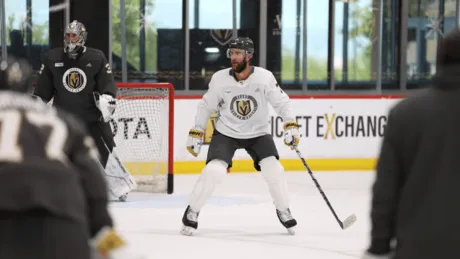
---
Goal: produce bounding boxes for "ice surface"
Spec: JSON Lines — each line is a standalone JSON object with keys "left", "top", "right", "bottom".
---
{"left": 109, "top": 171, "right": 376, "bottom": 259}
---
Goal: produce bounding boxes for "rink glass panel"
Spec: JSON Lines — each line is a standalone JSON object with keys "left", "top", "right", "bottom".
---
{"left": 3, "top": 0, "right": 460, "bottom": 91}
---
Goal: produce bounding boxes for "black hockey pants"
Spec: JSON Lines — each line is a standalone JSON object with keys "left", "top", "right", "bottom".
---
{"left": 0, "top": 209, "right": 91, "bottom": 259}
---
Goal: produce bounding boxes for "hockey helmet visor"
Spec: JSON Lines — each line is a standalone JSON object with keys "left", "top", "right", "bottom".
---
{"left": 226, "top": 37, "right": 254, "bottom": 58}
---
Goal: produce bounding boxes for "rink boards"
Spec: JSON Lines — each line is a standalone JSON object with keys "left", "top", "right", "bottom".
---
{"left": 114, "top": 96, "right": 404, "bottom": 174}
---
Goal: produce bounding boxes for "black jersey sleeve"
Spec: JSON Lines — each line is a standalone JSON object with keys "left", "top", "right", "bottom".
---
{"left": 67, "top": 116, "right": 114, "bottom": 237}
{"left": 33, "top": 54, "right": 55, "bottom": 102}
{"left": 95, "top": 51, "right": 116, "bottom": 98}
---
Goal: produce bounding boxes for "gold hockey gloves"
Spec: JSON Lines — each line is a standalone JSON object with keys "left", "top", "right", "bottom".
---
{"left": 186, "top": 129, "right": 204, "bottom": 157}
{"left": 283, "top": 121, "right": 301, "bottom": 149}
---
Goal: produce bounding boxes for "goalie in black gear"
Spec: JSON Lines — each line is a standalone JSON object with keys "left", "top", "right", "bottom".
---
{"left": 0, "top": 57, "right": 143, "bottom": 259}
{"left": 33, "top": 20, "right": 136, "bottom": 201}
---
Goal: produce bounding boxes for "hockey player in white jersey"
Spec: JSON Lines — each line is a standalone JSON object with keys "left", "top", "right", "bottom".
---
{"left": 182, "top": 37, "right": 301, "bottom": 236}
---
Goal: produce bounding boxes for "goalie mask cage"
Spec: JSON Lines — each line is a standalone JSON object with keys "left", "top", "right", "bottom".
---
{"left": 114, "top": 82, "right": 174, "bottom": 194}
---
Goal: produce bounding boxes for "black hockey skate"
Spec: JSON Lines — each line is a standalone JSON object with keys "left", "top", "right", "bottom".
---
{"left": 180, "top": 206, "right": 199, "bottom": 236}
{"left": 118, "top": 193, "right": 128, "bottom": 202}
{"left": 276, "top": 208, "right": 297, "bottom": 235}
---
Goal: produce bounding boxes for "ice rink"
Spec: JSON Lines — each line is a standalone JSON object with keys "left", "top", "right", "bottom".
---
{"left": 109, "top": 171, "right": 375, "bottom": 259}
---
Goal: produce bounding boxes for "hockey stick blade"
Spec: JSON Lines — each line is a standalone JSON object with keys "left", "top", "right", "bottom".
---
{"left": 340, "top": 214, "right": 357, "bottom": 229}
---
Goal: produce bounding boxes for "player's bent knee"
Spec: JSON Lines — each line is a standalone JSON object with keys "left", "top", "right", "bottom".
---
{"left": 201, "top": 159, "right": 228, "bottom": 184}
{"left": 259, "top": 156, "right": 283, "bottom": 171}
{"left": 259, "top": 156, "right": 284, "bottom": 183}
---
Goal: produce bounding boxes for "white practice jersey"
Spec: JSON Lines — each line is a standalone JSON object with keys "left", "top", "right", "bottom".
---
{"left": 194, "top": 66, "right": 295, "bottom": 139}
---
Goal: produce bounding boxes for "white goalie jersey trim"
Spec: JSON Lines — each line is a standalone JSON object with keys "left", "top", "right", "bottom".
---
{"left": 194, "top": 66, "right": 295, "bottom": 139}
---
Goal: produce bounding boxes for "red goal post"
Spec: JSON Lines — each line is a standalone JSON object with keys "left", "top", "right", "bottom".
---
{"left": 114, "top": 82, "right": 174, "bottom": 194}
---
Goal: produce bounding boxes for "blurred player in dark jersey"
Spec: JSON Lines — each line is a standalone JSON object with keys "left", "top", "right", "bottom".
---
{"left": 363, "top": 28, "right": 460, "bottom": 259}
{"left": 0, "top": 57, "right": 142, "bottom": 259}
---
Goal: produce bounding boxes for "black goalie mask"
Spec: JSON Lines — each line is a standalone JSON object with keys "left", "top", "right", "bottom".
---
{"left": 64, "top": 20, "right": 88, "bottom": 59}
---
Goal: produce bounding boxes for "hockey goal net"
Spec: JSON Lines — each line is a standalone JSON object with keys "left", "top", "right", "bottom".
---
{"left": 113, "top": 82, "right": 174, "bottom": 194}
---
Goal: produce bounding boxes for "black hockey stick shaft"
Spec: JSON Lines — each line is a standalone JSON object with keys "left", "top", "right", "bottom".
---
{"left": 292, "top": 145, "right": 347, "bottom": 229}
{"left": 100, "top": 137, "right": 130, "bottom": 176}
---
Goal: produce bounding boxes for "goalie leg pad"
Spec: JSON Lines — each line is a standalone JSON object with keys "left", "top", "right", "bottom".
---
{"left": 104, "top": 151, "right": 137, "bottom": 199}
{"left": 188, "top": 159, "right": 227, "bottom": 212}
{"left": 259, "top": 156, "right": 289, "bottom": 211}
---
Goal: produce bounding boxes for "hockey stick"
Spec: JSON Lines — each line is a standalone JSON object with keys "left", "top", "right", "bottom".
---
{"left": 292, "top": 144, "right": 357, "bottom": 230}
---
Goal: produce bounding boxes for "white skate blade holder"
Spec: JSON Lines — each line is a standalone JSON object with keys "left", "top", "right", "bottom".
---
{"left": 180, "top": 226, "right": 196, "bottom": 236}
{"left": 287, "top": 227, "right": 295, "bottom": 235}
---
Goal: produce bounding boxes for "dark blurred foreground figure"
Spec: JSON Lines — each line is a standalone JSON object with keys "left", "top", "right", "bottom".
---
{"left": 362, "top": 28, "right": 460, "bottom": 259}
{"left": 0, "top": 57, "right": 144, "bottom": 259}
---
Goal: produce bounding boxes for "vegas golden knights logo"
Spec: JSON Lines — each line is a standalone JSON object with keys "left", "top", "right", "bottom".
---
{"left": 210, "top": 29, "right": 234, "bottom": 46}
{"left": 62, "top": 67, "right": 87, "bottom": 93}
{"left": 68, "top": 72, "right": 82, "bottom": 88}
{"left": 203, "top": 113, "right": 217, "bottom": 144}
{"left": 236, "top": 100, "right": 252, "bottom": 116}
{"left": 230, "top": 95, "right": 258, "bottom": 120}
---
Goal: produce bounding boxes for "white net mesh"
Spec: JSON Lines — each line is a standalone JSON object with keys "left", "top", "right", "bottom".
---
{"left": 111, "top": 84, "right": 172, "bottom": 193}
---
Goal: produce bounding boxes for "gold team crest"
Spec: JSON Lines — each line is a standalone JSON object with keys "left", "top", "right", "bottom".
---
{"left": 62, "top": 67, "right": 87, "bottom": 93}
{"left": 210, "top": 29, "right": 234, "bottom": 46}
{"left": 236, "top": 100, "right": 252, "bottom": 116}
{"left": 230, "top": 95, "right": 258, "bottom": 120}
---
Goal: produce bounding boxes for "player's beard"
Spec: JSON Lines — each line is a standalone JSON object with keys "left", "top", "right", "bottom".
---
{"left": 232, "top": 60, "right": 247, "bottom": 73}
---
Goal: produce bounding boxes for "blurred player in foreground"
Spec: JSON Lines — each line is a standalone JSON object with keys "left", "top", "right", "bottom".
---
{"left": 0, "top": 57, "right": 142, "bottom": 259}
{"left": 363, "top": 28, "right": 460, "bottom": 259}
{"left": 183, "top": 37, "right": 301, "bottom": 236}
{"left": 33, "top": 20, "right": 136, "bottom": 201}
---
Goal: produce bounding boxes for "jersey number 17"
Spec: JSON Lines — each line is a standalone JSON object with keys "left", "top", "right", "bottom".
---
{"left": 0, "top": 110, "right": 68, "bottom": 163}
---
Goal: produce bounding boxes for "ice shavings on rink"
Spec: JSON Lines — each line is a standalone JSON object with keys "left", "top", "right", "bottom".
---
{"left": 109, "top": 193, "right": 263, "bottom": 209}
{"left": 109, "top": 171, "right": 375, "bottom": 259}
